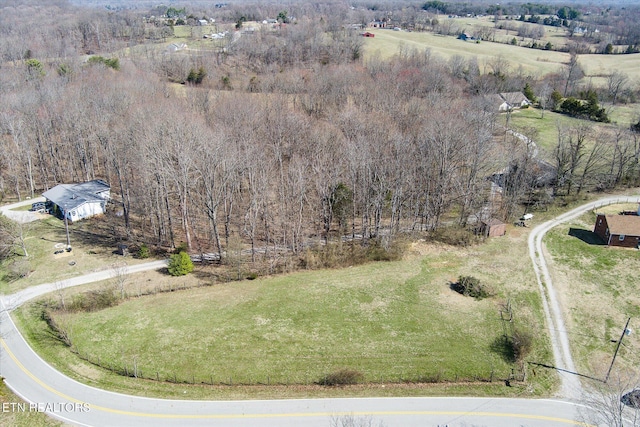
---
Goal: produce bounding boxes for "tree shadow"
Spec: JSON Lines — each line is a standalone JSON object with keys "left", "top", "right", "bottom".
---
{"left": 568, "top": 227, "right": 606, "bottom": 245}
{"left": 490, "top": 335, "right": 516, "bottom": 364}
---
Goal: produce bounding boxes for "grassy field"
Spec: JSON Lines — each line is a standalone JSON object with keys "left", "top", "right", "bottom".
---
{"left": 544, "top": 204, "right": 640, "bottom": 380}
{"left": 14, "top": 232, "right": 557, "bottom": 399}
{"left": 363, "top": 26, "right": 640, "bottom": 82}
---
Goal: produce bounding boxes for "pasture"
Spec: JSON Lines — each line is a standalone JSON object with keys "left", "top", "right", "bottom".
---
{"left": 15, "top": 235, "right": 557, "bottom": 399}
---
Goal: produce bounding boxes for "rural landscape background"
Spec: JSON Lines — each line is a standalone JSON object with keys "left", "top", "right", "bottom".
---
{"left": 1, "top": 0, "right": 640, "bottom": 425}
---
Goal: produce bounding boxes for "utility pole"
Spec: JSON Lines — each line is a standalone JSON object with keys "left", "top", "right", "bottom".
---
{"left": 64, "top": 203, "right": 71, "bottom": 249}
{"left": 605, "top": 317, "right": 631, "bottom": 383}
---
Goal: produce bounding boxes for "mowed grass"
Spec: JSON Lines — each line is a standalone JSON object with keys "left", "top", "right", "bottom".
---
{"left": 15, "top": 235, "right": 557, "bottom": 398}
{"left": 544, "top": 206, "right": 640, "bottom": 379}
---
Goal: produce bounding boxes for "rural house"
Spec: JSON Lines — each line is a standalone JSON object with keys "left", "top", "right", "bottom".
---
{"left": 499, "top": 92, "right": 531, "bottom": 110}
{"left": 486, "top": 92, "right": 532, "bottom": 112}
{"left": 42, "top": 179, "right": 110, "bottom": 222}
{"left": 593, "top": 212, "right": 640, "bottom": 248}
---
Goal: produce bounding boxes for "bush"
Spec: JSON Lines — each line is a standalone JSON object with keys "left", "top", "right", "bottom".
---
{"left": 511, "top": 328, "right": 533, "bottom": 361}
{"left": 430, "top": 226, "right": 478, "bottom": 247}
{"left": 318, "top": 369, "right": 364, "bottom": 386}
{"left": 168, "top": 251, "right": 194, "bottom": 276}
{"left": 68, "top": 287, "right": 119, "bottom": 312}
{"left": 137, "top": 243, "right": 150, "bottom": 259}
{"left": 451, "top": 275, "right": 493, "bottom": 300}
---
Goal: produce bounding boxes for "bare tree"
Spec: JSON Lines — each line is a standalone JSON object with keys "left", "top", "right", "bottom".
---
{"left": 580, "top": 372, "right": 640, "bottom": 427}
{"left": 111, "top": 262, "right": 128, "bottom": 300}
{"left": 607, "top": 71, "right": 629, "bottom": 105}
{"left": 562, "top": 52, "right": 584, "bottom": 97}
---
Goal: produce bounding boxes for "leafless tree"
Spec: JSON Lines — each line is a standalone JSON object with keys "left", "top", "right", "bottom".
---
{"left": 562, "top": 52, "right": 584, "bottom": 97}
{"left": 579, "top": 372, "right": 640, "bottom": 427}
{"left": 607, "top": 71, "right": 629, "bottom": 105}
{"left": 111, "top": 262, "right": 128, "bottom": 300}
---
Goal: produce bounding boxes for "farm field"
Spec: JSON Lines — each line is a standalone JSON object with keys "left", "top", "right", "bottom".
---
{"left": 14, "top": 232, "right": 557, "bottom": 399}
{"left": 363, "top": 27, "right": 640, "bottom": 82}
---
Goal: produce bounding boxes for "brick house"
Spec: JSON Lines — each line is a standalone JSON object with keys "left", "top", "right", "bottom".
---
{"left": 594, "top": 213, "right": 640, "bottom": 248}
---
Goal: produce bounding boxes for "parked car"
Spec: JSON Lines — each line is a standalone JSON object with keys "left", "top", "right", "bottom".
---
{"left": 30, "top": 202, "right": 46, "bottom": 212}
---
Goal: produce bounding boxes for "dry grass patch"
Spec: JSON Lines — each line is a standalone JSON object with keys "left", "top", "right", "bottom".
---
{"left": 544, "top": 208, "right": 640, "bottom": 379}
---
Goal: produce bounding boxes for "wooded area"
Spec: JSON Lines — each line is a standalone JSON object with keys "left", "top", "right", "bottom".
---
{"left": 1, "top": 0, "right": 640, "bottom": 268}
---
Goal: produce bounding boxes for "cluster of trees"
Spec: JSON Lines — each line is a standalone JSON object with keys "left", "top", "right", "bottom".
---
{"left": 1, "top": 0, "right": 640, "bottom": 269}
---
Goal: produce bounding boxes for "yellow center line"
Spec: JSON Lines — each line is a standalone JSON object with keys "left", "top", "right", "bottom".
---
{"left": 1, "top": 338, "right": 593, "bottom": 424}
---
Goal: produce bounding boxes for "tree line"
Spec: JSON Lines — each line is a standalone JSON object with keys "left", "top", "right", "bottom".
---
{"left": 1, "top": 0, "right": 640, "bottom": 268}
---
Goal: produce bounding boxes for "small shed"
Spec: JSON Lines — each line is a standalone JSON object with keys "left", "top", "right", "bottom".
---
{"left": 480, "top": 218, "right": 506, "bottom": 237}
{"left": 362, "top": 32, "right": 375, "bottom": 37}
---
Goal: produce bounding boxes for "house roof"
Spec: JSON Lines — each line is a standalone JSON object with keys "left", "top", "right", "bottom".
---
{"left": 481, "top": 218, "right": 505, "bottom": 227}
{"left": 43, "top": 180, "right": 110, "bottom": 211}
{"left": 500, "top": 92, "right": 529, "bottom": 106}
{"left": 603, "top": 214, "right": 640, "bottom": 237}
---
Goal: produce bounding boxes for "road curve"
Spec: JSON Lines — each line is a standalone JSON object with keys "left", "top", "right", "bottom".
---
{"left": 528, "top": 195, "right": 640, "bottom": 400}
{"left": 4, "top": 196, "right": 634, "bottom": 426}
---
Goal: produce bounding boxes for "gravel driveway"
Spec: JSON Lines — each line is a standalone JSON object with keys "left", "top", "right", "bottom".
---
{"left": 0, "top": 197, "right": 47, "bottom": 223}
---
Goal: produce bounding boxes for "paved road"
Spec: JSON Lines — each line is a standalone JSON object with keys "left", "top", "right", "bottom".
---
{"left": 528, "top": 195, "right": 640, "bottom": 401}
{"left": 5, "top": 196, "right": 636, "bottom": 426}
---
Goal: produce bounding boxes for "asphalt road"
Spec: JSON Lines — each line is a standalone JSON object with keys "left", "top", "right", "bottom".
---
{"left": 4, "top": 196, "right": 637, "bottom": 426}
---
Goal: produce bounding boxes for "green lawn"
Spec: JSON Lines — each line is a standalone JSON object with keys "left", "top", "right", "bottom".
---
{"left": 14, "top": 233, "right": 557, "bottom": 398}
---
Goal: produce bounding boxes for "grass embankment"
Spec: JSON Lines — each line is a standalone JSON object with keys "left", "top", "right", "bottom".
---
{"left": 544, "top": 203, "right": 640, "bottom": 380}
{"left": 14, "top": 234, "right": 556, "bottom": 399}
{"left": 0, "top": 381, "right": 64, "bottom": 427}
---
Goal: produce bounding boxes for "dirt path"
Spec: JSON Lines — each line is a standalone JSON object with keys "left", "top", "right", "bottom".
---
{"left": 528, "top": 195, "right": 640, "bottom": 400}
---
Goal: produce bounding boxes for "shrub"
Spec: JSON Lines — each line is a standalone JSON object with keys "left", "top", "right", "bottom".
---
{"left": 430, "top": 226, "right": 478, "bottom": 247}
{"left": 68, "top": 287, "right": 119, "bottom": 312}
{"left": 318, "top": 369, "right": 364, "bottom": 386}
{"left": 510, "top": 328, "right": 533, "bottom": 361}
{"left": 137, "top": 243, "right": 150, "bottom": 259}
{"left": 168, "top": 251, "right": 194, "bottom": 276}
{"left": 87, "top": 55, "right": 120, "bottom": 70}
{"left": 451, "top": 275, "right": 493, "bottom": 300}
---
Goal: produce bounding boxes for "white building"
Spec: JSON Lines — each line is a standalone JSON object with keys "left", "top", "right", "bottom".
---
{"left": 42, "top": 180, "right": 110, "bottom": 222}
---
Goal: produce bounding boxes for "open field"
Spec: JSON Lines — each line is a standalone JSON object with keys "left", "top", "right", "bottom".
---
{"left": 363, "top": 28, "right": 568, "bottom": 76}
{"left": 14, "top": 231, "right": 557, "bottom": 399}
{"left": 544, "top": 204, "right": 640, "bottom": 380}
{"left": 363, "top": 27, "right": 640, "bottom": 82}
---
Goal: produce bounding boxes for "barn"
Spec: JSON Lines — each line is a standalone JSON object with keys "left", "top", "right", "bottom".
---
{"left": 594, "top": 213, "right": 640, "bottom": 248}
{"left": 42, "top": 180, "right": 110, "bottom": 222}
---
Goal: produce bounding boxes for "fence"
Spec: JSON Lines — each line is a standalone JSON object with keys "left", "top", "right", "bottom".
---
{"left": 68, "top": 347, "right": 525, "bottom": 387}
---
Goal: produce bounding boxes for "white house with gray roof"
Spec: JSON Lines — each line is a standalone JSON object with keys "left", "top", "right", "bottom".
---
{"left": 42, "top": 180, "right": 110, "bottom": 222}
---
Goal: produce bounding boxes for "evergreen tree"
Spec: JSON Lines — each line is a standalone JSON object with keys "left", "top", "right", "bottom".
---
{"left": 168, "top": 251, "right": 194, "bottom": 276}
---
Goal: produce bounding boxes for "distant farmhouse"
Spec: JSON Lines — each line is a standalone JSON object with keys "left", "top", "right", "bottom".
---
{"left": 594, "top": 207, "right": 640, "bottom": 248}
{"left": 42, "top": 180, "right": 110, "bottom": 222}
{"left": 486, "top": 92, "right": 532, "bottom": 112}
